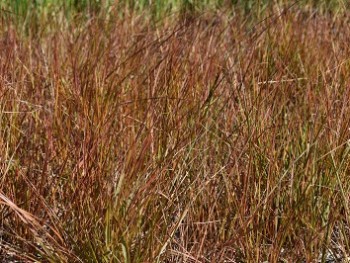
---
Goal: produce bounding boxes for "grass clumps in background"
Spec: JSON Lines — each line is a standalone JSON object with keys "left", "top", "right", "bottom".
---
{"left": 1, "top": 0, "right": 350, "bottom": 262}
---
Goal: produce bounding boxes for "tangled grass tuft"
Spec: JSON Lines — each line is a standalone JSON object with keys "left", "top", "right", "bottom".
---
{"left": 1, "top": 2, "right": 350, "bottom": 262}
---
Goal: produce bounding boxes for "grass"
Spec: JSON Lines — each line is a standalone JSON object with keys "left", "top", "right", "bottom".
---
{"left": 1, "top": 1, "right": 350, "bottom": 262}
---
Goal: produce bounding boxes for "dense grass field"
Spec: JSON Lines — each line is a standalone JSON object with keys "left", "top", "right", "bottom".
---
{"left": 1, "top": 0, "right": 350, "bottom": 262}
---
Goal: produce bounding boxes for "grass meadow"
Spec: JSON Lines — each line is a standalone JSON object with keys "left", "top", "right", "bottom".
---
{"left": 1, "top": 0, "right": 350, "bottom": 262}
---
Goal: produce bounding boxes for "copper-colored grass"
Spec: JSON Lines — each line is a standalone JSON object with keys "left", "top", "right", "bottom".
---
{"left": 1, "top": 5, "right": 350, "bottom": 262}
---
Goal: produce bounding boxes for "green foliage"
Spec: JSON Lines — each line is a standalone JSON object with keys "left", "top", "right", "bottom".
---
{"left": 1, "top": 0, "right": 347, "bottom": 19}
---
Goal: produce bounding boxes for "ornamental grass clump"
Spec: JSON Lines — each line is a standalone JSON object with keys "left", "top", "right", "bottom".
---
{"left": 1, "top": 1, "right": 350, "bottom": 262}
